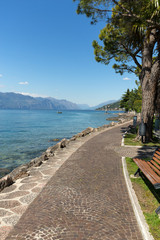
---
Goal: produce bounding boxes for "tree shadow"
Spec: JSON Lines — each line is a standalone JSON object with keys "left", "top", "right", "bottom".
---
{"left": 134, "top": 147, "right": 155, "bottom": 159}
{"left": 138, "top": 171, "right": 160, "bottom": 204}
{"left": 120, "top": 124, "right": 156, "bottom": 159}
{"left": 120, "top": 126, "right": 131, "bottom": 134}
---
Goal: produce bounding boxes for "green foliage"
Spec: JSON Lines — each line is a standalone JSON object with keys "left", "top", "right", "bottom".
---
{"left": 133, "top": 99, "right": 142, "bottom": 113}
{"left": 92, "top": 21, "right": 142, "bottom": 75}
{"left": 120, "top": 85, "right": 142, "bottom": 112}
{"left": 73, "top": 0, "right": 160, "bottom": 75}
{"left": 120, "top": 89, "right": 130, "bottom": 111}
{"left": 73, "top": 0, "right": 111, "bottom": 24}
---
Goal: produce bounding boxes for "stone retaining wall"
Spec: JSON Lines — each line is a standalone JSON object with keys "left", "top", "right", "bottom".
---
{"left": 0, "top": 117, "right": 131, "bottom": 192}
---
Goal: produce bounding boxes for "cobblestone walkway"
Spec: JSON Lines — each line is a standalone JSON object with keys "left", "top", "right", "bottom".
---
{"left": 1, "top": 123, "right": 154, "bottom": 240}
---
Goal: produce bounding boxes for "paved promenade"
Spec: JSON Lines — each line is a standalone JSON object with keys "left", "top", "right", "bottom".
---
{"left": 0, "top": 123, "right": 154, "bottom": 239}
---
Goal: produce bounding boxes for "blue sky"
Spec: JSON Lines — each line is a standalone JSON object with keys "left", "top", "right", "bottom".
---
{"left": 0, "top": 0, "right": 138, "bottom": 106}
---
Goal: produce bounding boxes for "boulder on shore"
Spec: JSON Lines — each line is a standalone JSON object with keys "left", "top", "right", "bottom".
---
{"left": 0, "top": 176, "right": 14, "bottom": 192}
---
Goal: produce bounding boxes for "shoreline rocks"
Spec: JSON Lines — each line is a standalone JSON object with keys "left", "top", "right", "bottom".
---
{"left": 48, "top": 138, "right": 60, "bottom": 142}
{"left": 106, "top": 112, "right": 137, "bottom": 122}
{"left": 0, "top": 114, "right": 132, "bottom": 192}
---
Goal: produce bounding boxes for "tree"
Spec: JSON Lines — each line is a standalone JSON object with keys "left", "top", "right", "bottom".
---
{"left": 92, "top": 21, "right": 142, "bottom": 75}
{"left": 120, "top": 89, "right": 131, "bottom": 112}
{"left": 133, "top": 85, "right": 142, "bottom": 113}
{"left": 120, "top": 86, "right": 142, "bottom": 113}
{"left": 73, "top": 0, "right": 160, "bottom": 141}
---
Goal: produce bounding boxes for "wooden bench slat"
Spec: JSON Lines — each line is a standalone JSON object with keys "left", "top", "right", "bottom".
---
{"left": 133, "top": 149, "right": 160, "bottom": 190}
{"left": 150, "top": 160, "right": 160, "bottom": 171}
{"left": 153, "top": 155, "right": 160, "bottom": 165}
{"left": 133, "top": 158, "right": 160, "bottom": 184}
{"left": 133, "top": 158, "right": 160, "bottom": 185}
{"left": 154, "top": 151, "right": 160, "bottom": 158}
{"left": 140, "top": 160, "right": 160, "bottom": 183}
{"left": 147, "top": 161, "right": 160, "bottom": 176}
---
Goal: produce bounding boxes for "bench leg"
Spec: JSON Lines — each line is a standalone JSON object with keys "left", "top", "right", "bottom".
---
{"left": 155, "top": 206, "right": 160, "bottom": 215}
{"left": 134, "top": 168, "right": 141, "bottom": 177}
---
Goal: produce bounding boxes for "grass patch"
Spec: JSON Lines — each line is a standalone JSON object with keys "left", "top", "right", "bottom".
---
{"left": 124, "top": 133, "right": 160, "bottom": 146}
{"left": 126, "top": 157, "right": 160, "bottom": 240}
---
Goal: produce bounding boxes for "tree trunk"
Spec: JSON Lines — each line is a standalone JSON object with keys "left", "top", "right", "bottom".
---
{"left": 155, "top": 78, "right": 160, "bottom": 116}
{"left": 141, "top": 62, "right": 160, "bottom": 141}
{"left": 140, "top": 29, "right": 160, "bottom": 142}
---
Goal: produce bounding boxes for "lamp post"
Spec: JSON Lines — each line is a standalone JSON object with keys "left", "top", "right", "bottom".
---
{"left": 133, "top": 116, "right": 137, "bottom": 128}
{"left": 139, "top": 118, "right": 146, "bottom": 143}
{"left": 155, "top": 116, "right": 160, "bottom": 132}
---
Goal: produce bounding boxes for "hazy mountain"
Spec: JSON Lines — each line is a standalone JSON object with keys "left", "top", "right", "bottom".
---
{"left": 0, "top": 92, "right": 120, "bottom": 111}
{"left": 0, "top": 92, "right": 80, "bottom": 110}
{"left": 77, "top": 101, "right": 118, "bottom": 110}
{"left": 77, "top": 104, "right": 91, "bottom": 110}
{"left": 96, "top": 101, "right": 121, "bottom": 110}
{"left": 45, "top": 97, "right": 80, "bottom": 110}
{"left": 90, "top": 100, "right": 117, "bottom": 110}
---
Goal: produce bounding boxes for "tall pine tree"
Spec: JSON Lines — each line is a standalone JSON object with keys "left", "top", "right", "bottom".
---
{"left": 74, "top": 0, "right": 160, "bottom": 141}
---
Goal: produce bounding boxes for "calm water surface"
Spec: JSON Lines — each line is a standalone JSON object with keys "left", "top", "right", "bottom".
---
{"left": 0, "top": 109, "right": 120, "bottom": 177}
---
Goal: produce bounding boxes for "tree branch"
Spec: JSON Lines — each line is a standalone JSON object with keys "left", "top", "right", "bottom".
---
{"left": 120, "top": 43, "right": 142, "bottom": 69}
{"left": 135, "top": 47, "right": 142, "bottom": 56}
{"left": 93, "top": 1, "right": 160, "bottom": 28}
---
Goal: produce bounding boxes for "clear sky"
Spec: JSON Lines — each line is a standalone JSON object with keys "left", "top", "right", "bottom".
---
{"left": 0, "top": 0, "right": 138, "bottom": 106}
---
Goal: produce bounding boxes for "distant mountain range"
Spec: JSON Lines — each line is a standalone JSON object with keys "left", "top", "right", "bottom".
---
{"left": 0, "top": 92, "right": 79, "bottom": 110}
{"left": 0, "top": 92, "right": 118, "bottom": 110}
{"left": 77, "top": 104, "right": 91, "bottom": 110}
{"left": 96, "top": 101, "right": 121, "bottom": 110}
{"left": 90, "top": 100, "right": 117, "bottom": 110}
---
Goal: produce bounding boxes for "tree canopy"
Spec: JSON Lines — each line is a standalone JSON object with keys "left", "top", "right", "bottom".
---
{"left": 74, "top": 0, "right": 160, "bottom": 141}
{"left": 92, "top": 22, "right": 142, "bottom": 75}
{"left": 120, "top": 86, "right": 142, "bottom": 113}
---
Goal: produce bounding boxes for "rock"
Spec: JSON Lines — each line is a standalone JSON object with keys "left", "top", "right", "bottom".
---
{"left": 103, "top": 124, "right": 110, "bottom": 128}
{"left": 97, "top": 125, "right": 109, "bottom": 131}
{"left": 45, "top": 147, "right": 52, "bottom": 155}
{"left": 9, "top": 165, "right": 29, "bottom": 181}
{"left": 12, "top": 171, "right": 29, "bottom": 180}
{"left": 27, "top": 157, "right": 42, "bottom": 168}
{"left": 45, "top": 142, "right": 61, "bottom": 156}
{"left": 43, "top": 154, "right": 49, "bottom": 161}
{"left": 106, "top": 117, "right": 119, "bottom": 121}
{"left": 72, "top": 127, "right": 94, "bottom": 139}
{"left": 119, "top": 118, "right": 125, "bottom": 123}
{"left": 75, "top": 132, "right": 83, "bottom": 138}
{"left": 34, "top": 161, "right": 42, "bottom": 167}
{"left": 0, "top": 177, "right": 14, "bottom": 192}
{"left": 81, "top": 127, "right": 94, "bottom": 136}
{"left": 70, "top": 136, "right": 76, "bottom": 141}
{"left": 93, "top": 128, "right": 98, "bottom": 132}
{"left": 50, "top": 142, "right": 61, "bottom": 152}
{"left": 60, "top": 138, "right": 69, "bottom": 148}
{"left": 49, "top": 138, "right": 60, "bottom": 142}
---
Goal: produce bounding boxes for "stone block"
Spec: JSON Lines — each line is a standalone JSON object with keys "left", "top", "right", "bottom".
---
{"left": 0, "top": 177, "right": 14, "bottom": 192}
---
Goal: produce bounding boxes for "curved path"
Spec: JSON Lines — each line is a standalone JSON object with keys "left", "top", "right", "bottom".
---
{"left": 1, "top": 123, "right": 153, "bottom": 239}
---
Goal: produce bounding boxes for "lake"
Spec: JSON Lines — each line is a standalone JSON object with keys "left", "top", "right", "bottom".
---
{"left": 0, "top": 109, "right": 121, "bottom": 177}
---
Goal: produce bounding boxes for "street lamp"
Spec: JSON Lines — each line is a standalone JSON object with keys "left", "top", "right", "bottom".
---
{"left": 133, "top": 116, "right": 137, "bottom": 127}
{"left": 155, "top": 116, "right": 160, "bottom": 132}
{"left": 139, "top": 118, "right": 146, "bottom": 143}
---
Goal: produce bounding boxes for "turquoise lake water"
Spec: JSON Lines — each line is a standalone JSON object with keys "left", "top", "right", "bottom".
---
{"left": 0, "top": 109, "right": 120, "bottom": 177}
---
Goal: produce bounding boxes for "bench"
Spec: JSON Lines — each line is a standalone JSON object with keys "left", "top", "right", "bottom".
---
{"left": 133, "top": 148, "right": 160, "bottom": 214}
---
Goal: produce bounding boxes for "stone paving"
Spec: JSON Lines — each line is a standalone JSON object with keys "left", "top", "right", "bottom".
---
{"left": 0, "top": 122, "right": 155, "bottom": 240}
